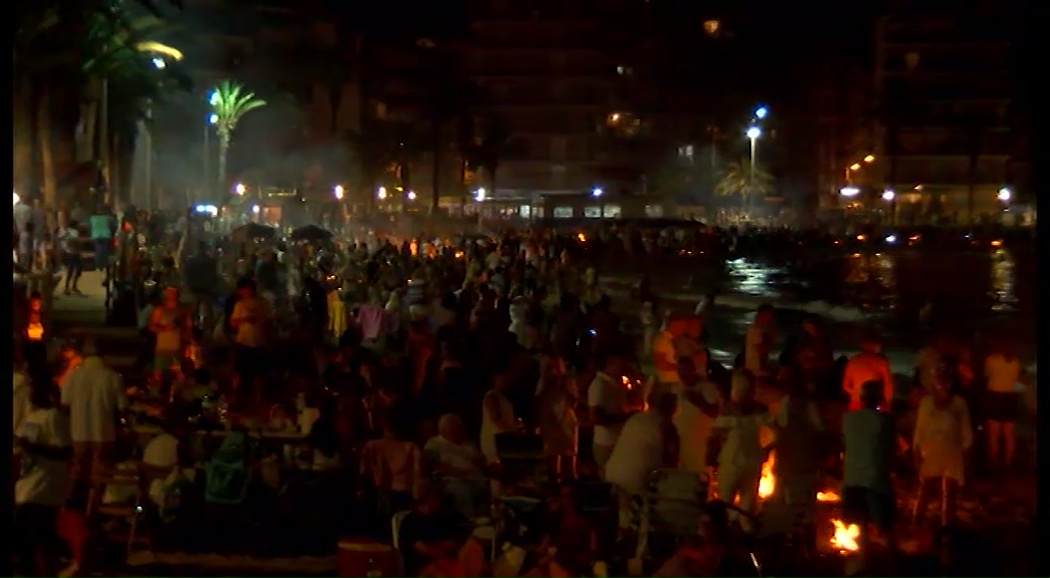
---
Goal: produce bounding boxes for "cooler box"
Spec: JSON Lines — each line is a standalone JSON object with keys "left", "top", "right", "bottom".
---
{"left": 337, "top": 538, "right": 399, "bottom": 577}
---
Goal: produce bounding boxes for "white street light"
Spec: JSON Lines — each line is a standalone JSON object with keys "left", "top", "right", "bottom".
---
{"left": 234, "top": 183, "right": 246, "bottom": 195}
{"left": 882, "top": 189, "right": 895, "bottom": 202}
{"left": 591, "top": 187, "right": 603, "bottom": 197}
{"left": 377, "top": 186, "right": 388, "bottom": 200}
{"left": 840, "top": 186, "right": 860, "bottom": 197}
{"left": 208, "top": 114, "right": 218, "bottom": 125}
{"left": 209, "top": 90, "right": 219, "bottom": 106}
{"left": 152, "top": 57, "right": 166, "bottom": 69}
{"left": 475, "top": 187, "right": 487, "bottom": 202}
{"left": 746, "top": 126, "right": 761, "bottom": 140}
{"left": 406, "top": 190, "right": 417, "bottom": 201}
{"left": 333, "top": 185, "right": 345, "bottom": 200}
{"left": 997, "top": 187, "right": 1011, "bottom": 202}
{"left": 755, "top": 106, "right": 768, "bottom": 120}
{"left": 251, "top": 205, "right": 260, "bottom": 214}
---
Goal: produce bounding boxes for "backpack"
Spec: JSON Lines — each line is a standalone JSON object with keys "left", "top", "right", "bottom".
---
{"left": 204, "top": 431, "right": 252, "bottom": 505}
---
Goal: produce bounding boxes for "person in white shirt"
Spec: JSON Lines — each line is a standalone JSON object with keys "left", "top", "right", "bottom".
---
{"left": 841, "top": 381, "right": 898, "bottom": 565}
{"left": 536, "top": 355, "right": 579, "bottom": 481}
{"left": 744, "top": 305, "right": 776, "bottom": 377}
{"left": 587, "top": 352, "right": 635, "bottom": 471}
{"left": 57, "top": 220, "right": 82, "bottom": 295}
{"left": 672, "top": 357, "right": 720, "bottom": 480}
{"left": 14, "top": 375, "right": 72, "bottom": 577}
{"left": 769, "top": 377, "right": 824, "bottom": 553}
{"left": 480, "top": 372, "right": 518, "bottom": 464}
{"left": 425, "top": 414, "right": 487, "bottom": 517}
{"left": 230, "top": 278, "right": 272, "bottom": 391}
{"left": 713, "top": 371, "right": 771, "bottom": 530}
{"left": 912, "top": 372, "right": 972, "bottom": 527}
{"left": 142, "top": 421, "right": 183, "bottom": 507}
{"left": 14, "top": 365, "right": 32, "bottom": 437}
{"left": 604, "top": 389, "right": 679, "bottom": 525}
{"left": 982, "top": 339, "right": 1023, "bottom": 469}
{"left": 60, "top": 340, "right": 127, "bottom": 487}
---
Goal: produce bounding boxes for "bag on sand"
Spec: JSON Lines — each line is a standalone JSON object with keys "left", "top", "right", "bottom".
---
{"left": 204, "top": 431, "right": 252, "bottom": 505}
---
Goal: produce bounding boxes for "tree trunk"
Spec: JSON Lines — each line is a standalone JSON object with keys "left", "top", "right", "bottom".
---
{"left": 37, "top": 88, "right": 58, "bottom": 207}
{"left": 13, "top": 82, "right": 34, "bottom": 197}
{"left": 431, "top": 122, "right": 441, "bottom": 213}
{"left": 218, "top": 132, "right": 230, "bottom": 201}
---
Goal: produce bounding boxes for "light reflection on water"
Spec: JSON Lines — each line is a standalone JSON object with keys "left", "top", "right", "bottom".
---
{"left": 724, "top": 258, "right": 781, "bottom": 299}
{"left": 724, "top": 249, "right": 1024, "bottom": 315}
{"left": 989, "top": 249, "right": 1017, "bottom": 312}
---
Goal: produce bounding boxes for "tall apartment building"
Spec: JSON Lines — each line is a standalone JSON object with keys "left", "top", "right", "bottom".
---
{"left": 460, "top": 0, "right": 644, "bottom": 200}
{"left": 873, "top": 3, "right": 1024, "bottom": 224}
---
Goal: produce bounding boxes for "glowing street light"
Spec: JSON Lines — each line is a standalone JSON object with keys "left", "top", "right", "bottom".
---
{"left": 863, "top": 154, "right": 876, "bottom": 163}
{"left": 475, "top": 187, "right": 487, "bottom": 202}
{"left": 251, "top": 205, "right": 260, "bottom": 214}
{"left": 152, "top": 57, "right": 166, "bottom": 69}
{"left": 755, "top": 106, "right": 768, "bottom": 120}
{"left": 333, "top": 185, "right": 345, "bottom": 200}
{"left": 840, "top": 186, "right": 860, "bottom": 197}
{"left": 746, "top": 126, "right": 762, "bottom": 140}
{"left": 406, "top": 190, "right": 417, "bottom": 201}
{"left": 591, "top": 187, "right": 603, "bottom": 197}
{"left": 377, "top": 186, "right": 388, "bottom": 200}
{"left": 234, "top": 183, "right": 247, "bottom": 195}
{"left": 208, "top": 114, "right": 218, "bottom": 125}
{"left": 997, "top": 187, "right": 1011, "bottom": 202}
{"left": 882, "top": 189, "right": 895, "bottom": 202}
{"left": 850, "top": 163, "right": 862, "bottom": 171}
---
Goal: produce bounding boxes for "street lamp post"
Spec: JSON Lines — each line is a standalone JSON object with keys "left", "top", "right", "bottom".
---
{"left": 746, "top": 126, "right": 761, "bottom": 210}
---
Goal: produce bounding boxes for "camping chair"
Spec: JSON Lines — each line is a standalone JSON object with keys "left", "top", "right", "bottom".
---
{"left": 86, "top": 464, "right": 148, "bottom": 558}
{"left": 632, "top": 468, "right": 708, "bottom": 565}
{"left": 391, "top": 509, "right": 412, "bottom": 575}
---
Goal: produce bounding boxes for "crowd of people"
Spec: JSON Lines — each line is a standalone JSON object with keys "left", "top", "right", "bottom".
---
{"left": 12, "top": 215, "right": 1036, "bottom": 577}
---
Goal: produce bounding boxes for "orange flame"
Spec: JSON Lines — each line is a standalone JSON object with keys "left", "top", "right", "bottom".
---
{"left": 830, "top": 519, "right": 860, "bottom": 553}
{"left": 758, "top": 452, "right": 775, "bottom": 500}
{"left": 817, "top": 491, "right": 840, "bottom": 502}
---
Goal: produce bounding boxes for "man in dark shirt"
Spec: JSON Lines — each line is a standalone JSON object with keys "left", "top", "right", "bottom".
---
{"left": 183, "top": 242, "right": 218, "bottom": 328}
{"left": 397, "top": 483, "right": 469, "bottom": 577}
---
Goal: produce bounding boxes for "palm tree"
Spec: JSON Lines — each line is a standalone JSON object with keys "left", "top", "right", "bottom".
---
{"left": 716, "top": 156, "right": 773, "bottom": 210}
{"left": 15, "top": 0, "right": 184, "bottom": 207}
{"left": 474, "top": 113, "right": 511, "bottom": 199}
{"left": 209, "top": 80, "right": 267, "bottom": 197}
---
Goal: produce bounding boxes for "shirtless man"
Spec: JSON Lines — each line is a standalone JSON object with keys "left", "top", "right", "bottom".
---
{"left": 842, "top": 333, "right": 895, "bottom": 411}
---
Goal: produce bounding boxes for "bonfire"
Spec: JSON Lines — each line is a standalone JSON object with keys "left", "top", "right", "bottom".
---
{"left": 758, "top": 452, "right": 776, "bottom": 500}
{"left": 830, "top": 519, "right": 861, "bottom": 553}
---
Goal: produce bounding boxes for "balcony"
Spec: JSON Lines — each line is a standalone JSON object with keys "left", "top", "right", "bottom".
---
{"left": 886, "top": 155, "right": 1011, "bottom": 186}
{"left": 891, "top": 128, "right": 1018, "bottom": 157}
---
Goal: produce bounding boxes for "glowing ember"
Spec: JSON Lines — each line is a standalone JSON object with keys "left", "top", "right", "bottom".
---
{"left": 830, "top": 519, "right": 860, "bottom": 553}
{"left": 758, "top": 452, "right": 775, "bottom": 500}
{"left": 577, "top": 233, "right": 587, "bottom": 242}
{"left": 26, "top": 321, "right": 44, "bottom": 341}
{"left": 817, "top": 491, "right": 840, "bottom": 502}
{"left": 621, "top": 376, "right": 633, "bottom": 390}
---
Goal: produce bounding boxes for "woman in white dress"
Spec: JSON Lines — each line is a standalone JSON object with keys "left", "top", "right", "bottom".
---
{"left": 480, "top": 373, "right": 518, "bottom": 464}
{"left": 671, "top": 357, "right": 721, "bottom": 480}
{"left": 536, "top": 355, "right": 579, "bottom": 481}
{"left": 912, "top": 371, "right": 973, "bottom": 526}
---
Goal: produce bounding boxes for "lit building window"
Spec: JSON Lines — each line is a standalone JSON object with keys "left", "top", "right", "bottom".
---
{"left": 603, "top": 204, "right": 622, "bottom": 218}
{"left": 703, "top": 20, "right": 721, "bottom": 36}
{"left": 606, "top": 112, "right": 642, "bottom": 136}
{"left": 644, "top": 204, "right": 664, "bottom": 217}
{"left": 584, "top": 206, "right": 602, "bottom": 218}
{"left": 616, "top": 65, "right": 633, "bottom": 76}
{"left": 677, "top": 145, "right": 695, "bottom": 160}
{"left": 553, "top": 206, "right": 573, "bottom": 218}
{"left": 519, "top": 205, "right": 531, "bottom": 218}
